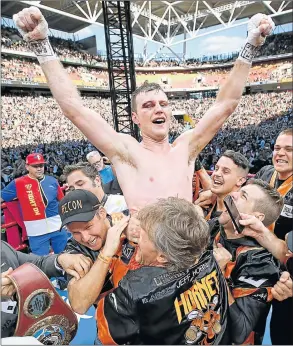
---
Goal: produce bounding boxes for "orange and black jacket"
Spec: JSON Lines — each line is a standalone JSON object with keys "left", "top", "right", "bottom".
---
{"left": 209, "top": 219, "right": 280, "bottom": 345}
{"left": 96, "top": 250, "right": 229, "bottom": 345}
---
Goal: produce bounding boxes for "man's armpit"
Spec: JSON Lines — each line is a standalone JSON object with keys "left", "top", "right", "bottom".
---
{"left": 114, "top": 135, "right": 138, "bottom": 169}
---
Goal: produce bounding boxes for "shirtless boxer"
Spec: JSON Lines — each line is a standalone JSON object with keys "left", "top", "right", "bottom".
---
{"left": 13, "top": 8, "right": 274, "bottom": 211}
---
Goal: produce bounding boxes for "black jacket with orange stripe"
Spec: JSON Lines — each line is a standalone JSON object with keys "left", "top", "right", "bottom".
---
{"left": 209, "top": 219, "right": 280, "bottom": 345}
{"left": 96, "top": 250, "right": 229, "bottom": 345}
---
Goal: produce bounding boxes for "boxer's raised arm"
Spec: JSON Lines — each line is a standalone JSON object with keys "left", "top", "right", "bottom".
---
{"left": 13, "top": 7, "right": 132, "bottom": 161}
{"left": 187, "top": 60, "right": 250, "bottom": 159}
{"left": 186, "top": 14, "right": 275, "bottom": 161}
{"left": 37, "top": 60, "right": 129, "bottom": 160}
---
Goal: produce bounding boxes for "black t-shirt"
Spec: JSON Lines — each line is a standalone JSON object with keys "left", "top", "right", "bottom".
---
{"left": 255, "top": 165, "right": 293, "bottom": 240}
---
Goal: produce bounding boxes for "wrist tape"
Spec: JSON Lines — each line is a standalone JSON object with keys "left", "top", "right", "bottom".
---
{"left": 238, "top": 42, "right": 258, "bottom": 65}
{"left": 29, "top": 38, "right": 58, "bottom": 64}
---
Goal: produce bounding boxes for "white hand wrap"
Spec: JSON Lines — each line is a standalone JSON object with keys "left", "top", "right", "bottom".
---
{"left": 238, "top": 13, "right": 275, "bottom": 65}
{"left": 29, "top": 38, "right": 58, "bottom": 64}
{"left": 13, "top": 9, "right": 58, "bottom": 64}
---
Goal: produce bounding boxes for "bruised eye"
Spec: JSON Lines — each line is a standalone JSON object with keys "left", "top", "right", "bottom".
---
{"left": 143, "top": 103, "right": 153, "bottom": 108}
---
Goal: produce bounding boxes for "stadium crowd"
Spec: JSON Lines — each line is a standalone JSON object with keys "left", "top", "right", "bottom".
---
{"left": 1, "top": 24, "right": 292, "bottom": 68}
{"left": 1, "top": 10, "right": 293, "bottom": 346}
{"left": 2, "top": 55, "right": 291, "bottom": 91}
{"left": 1, "top": 91, "right": 292, "bottom": 187}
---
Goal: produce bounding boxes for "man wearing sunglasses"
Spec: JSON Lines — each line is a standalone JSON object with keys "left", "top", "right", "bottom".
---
{"left": 1, "top": 153, "right": 67, "bottom": 255}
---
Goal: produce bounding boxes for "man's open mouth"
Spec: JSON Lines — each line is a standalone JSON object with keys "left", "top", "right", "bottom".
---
{"left": 213, "top": 178, "right": 223, "bottom": 186}
{"left": 152, "top": 118, "right": 166, "bottom": 124}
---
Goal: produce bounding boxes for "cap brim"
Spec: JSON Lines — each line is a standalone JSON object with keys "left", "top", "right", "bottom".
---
{"left": 27, "top": 161, "right": 47, "bottom": 165}
{"left": 61, "top": 210, "right": 96, "bottom": 228}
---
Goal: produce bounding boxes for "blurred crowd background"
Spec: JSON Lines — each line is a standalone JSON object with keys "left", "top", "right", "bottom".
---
{"left": 1, "top": 24, "right": 292, "bottom": 187}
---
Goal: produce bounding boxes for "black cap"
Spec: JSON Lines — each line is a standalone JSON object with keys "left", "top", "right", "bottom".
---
{"left": 59, "top": 190, "right": 100, "bottom": 228}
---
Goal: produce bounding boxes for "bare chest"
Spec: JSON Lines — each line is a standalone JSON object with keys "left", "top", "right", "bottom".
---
{"left": 115, "top": 148, "right": 194, "bottom": 208}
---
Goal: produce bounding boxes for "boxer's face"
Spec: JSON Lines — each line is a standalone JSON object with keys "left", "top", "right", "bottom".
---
{"left": 273, "top": 134, "right": 293, "bottom": 177}
{"left": 132, "top": 90, "right": 172, "bottom": 141}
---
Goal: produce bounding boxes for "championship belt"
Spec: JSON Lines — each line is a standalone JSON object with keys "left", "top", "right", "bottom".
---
{"left": 8, "top": 263, "right": 78, "bottom": 345}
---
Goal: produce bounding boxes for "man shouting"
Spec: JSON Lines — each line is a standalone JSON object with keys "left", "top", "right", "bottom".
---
{"left": 13, "top": 8, "right": 274, "bottom": 211}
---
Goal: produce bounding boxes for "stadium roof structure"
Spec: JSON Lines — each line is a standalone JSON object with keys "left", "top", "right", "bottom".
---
{"left": 2, "top": 1, "right": 292, "bottom": 51}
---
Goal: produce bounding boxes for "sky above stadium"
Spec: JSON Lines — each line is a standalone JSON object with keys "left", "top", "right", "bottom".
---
{"left": 75, "top": 20, "right": 291, "bottom": 59}
{"left": 76, "top": 20, "right": 249, "bottom": 58}
{"left": 3, "top": 16, "right": 291, "bottom": 60}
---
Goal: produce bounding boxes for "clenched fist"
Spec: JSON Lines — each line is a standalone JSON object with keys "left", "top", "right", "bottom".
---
{"left": 239, "top": 13, "right": 275, "bottom": 64}
{"left": 13, "top": 6, "right": 49, "bottom": 42}
{"left": 247, "top": 13, "right": 275, "bottom": 47}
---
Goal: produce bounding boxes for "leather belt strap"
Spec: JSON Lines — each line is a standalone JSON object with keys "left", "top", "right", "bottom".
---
{"left": 8, "top": 263, "right": 78, "bottom": 345}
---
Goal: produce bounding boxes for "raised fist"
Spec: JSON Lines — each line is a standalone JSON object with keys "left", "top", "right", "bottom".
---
{"left": 13, "top": 6, "right": 48, "bottom": 42}
{"left": 247, "top": 13, "right": 275, "bottom": 47}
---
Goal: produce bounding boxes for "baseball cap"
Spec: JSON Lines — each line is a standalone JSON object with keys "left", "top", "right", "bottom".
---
{"left": 26, "top": 153, "right": 46, "bottom": 165}
{"left": 59, "top": 189, "right": 101, "bottom": 228}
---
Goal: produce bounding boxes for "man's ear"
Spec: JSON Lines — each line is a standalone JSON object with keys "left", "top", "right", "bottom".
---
{"left": 94, "top": 176, "right": 101, "bottom": 187}
{"left": 132, "top": 112, "right": 140, "bottom": 126}
{"left": 97, "top": 206, "right": 107, "bottom": 220}
{"left": 253, "top": 212, "right": 265, "bottom": 223}
{"left": 156, "top": 252, "right": 168, "bottom": 265}
{"left": 236, "top": 177, "right": 247, "bottom": 187}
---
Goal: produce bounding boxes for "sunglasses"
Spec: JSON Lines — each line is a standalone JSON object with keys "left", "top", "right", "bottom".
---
{"left": 30, "top": 164, "right": 45, "bottom": 168}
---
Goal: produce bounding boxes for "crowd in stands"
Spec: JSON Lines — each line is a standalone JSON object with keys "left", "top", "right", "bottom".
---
{"left": 1, "top": 25, "right": 292, "bottom": 185}
{"left": 2, "top": 24, "right": 292, "bottom": 68}
{"left": 2, "top": 56, "right": 292, "bottom": 90}
{"left": 1, "top": 91, "right": 291, "bottom": 187}
{"left": 136, "top": 60, "right": 292, "bottom": 89}
{"left": 1, "top": 25, "right": 105, "bottom": 66}
{"left": 1, "top": 57, "right": 109, "bottom": 87}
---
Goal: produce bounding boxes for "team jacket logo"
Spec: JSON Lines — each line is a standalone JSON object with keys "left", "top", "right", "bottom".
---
{"left": 26, "top": 186, "right": 41, "bottom": 216}
{"left": 174, "top": 270, "right": 222, "bottom": 345}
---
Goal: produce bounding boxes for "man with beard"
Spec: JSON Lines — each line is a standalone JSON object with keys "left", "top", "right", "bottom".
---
{"left": 255, "top": 128, "right": 293, "bottom": 345}
{"left": 13, "top": 7, "right": 275, "bottom": 212}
